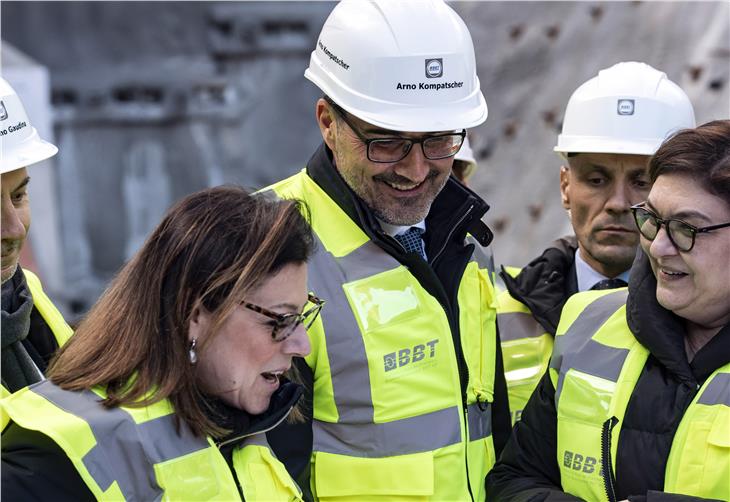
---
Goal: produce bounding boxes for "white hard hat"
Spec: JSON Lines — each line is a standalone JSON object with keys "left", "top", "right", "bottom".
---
{"left": 305, "top": 0, "right": 488, "bottom": 133}
{"left": 555, "top": 62, "right": 696, "bottom": 156}
{"left": 454, "top": 135, "right": 478, "bottom": 180}
{"left": 0, "top": 77, "right": 58, "bottom": 174}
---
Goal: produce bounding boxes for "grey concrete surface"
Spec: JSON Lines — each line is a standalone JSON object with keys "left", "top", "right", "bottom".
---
{"left": 1, "top": 1, "right": 728, "bottom": 318}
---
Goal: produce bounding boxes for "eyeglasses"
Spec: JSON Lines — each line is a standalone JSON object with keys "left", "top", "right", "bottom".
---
{"left": 243, "top": 294, "right": 325, "bottom": 342}
{"left": 327, "top": 101, "right": 466, "bottom": 163}
{"left": 631, "top": 203, "right": 730, "bottom": 252}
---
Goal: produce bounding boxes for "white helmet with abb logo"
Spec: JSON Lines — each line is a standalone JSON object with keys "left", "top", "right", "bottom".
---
{"left": 305, "top": 0, "right": 487, "bottom": 132}
{"left": 555, "top": 62, "right": 695, "bottom": 156}
{"left": 0, "top": 77, "right": 58, "bottom": 174}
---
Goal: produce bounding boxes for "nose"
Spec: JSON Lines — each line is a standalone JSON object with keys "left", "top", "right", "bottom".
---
{"left": 1, "top": 194, "right": 27, "bottom": 242}
{"left": 648, "top": 224, "right": 678, "bottom": 259}
{"left": 604, "top": 179, "right": 632, "bottom": 214}
{"left": 283, "top": 323, "right": 312, "bottom": 358}
{"left": 394, "top": 143, "right": 430, "bottom": 182}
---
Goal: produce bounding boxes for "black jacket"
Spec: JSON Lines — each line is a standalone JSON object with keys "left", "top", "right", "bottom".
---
{"left": 1, "top": 381, "right": 303, "bottom": 501}
{"left": 500, "top": 236, "right": 578, "bottom": 335}
{"left": 485, "top": 251, "right": 730, "bottom": 502}
{"left": 267, "top": 143, "right": 513, "bottom": 496}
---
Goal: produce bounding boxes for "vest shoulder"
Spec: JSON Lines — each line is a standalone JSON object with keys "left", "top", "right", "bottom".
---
{"left": 557, "top": 288, "right": 629, "bottom": 335}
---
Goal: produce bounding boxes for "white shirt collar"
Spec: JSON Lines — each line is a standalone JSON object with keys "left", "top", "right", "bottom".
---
{"left": 575, "top": 248, "right": 631, "bottom": 292}
{"left": 377, "top": 219, "right": 426, "bottom": 238}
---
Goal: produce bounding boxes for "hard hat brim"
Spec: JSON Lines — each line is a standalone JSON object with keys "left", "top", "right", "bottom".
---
{"left": 554, "top": 136, "right": 662, "bottom": 157}
{"left": 1, "top": 129, "right": 58, "bottom": 174}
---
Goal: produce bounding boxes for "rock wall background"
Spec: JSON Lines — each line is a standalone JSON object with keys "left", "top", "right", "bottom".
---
{"left": 1, "top": 1, "right": 728, "bottom": 318}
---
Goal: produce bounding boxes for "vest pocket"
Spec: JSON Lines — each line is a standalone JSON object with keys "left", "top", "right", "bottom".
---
{"left": 669, "top": 411, "right": 730, "bottom": 499}
{"left": 155, "top": 448, "right": 232, "bottom": 500}
{"left": 313, "top": 450, "right": 434, "bottom": 501}
{"left": 234, "top": 444, "right": 301, "bottom": 501}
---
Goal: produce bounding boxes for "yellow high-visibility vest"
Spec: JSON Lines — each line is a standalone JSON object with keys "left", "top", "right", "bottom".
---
{"left": 269, "top": 170, "right": 499, "bottom": 501}
{"left": 551, "top": 289, "right": 730, "bottom": 501}
{"left": 1, "top": 270, "right": 73, "bottom": 429}
{"left": 1, "top": 381, "right": 302, "bottom": 501}
{"left": 496, "top": 287, "right": 553, "bottom": 424}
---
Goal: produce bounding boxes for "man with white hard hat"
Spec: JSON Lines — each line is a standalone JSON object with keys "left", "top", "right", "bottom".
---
{"left": 1, "top": 77, "right": 72, "bottom": 405}
{"left": 496, "top": 62, "right": 696, "bottom": 424}
{"left": 265, "top": 1, "right": 511, "bottom": 499}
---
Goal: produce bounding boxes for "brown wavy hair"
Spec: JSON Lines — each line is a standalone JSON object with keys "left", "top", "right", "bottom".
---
{"left": 649, "top": 119, "right": 730, "bottom": 203}
{"left": 48, "top": 185, "right": 313, "bottom": 436}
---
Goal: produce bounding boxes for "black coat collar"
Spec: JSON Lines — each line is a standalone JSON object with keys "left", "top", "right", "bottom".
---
{"left": 500, "top": 236, "right": 578, "bottom": 335}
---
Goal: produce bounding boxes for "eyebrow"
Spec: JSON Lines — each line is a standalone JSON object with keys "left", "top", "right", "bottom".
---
{"left": 268, "top": 302, "right": 305, "bottom": 312}
{"left": 574, "top": 163, "right": 610, "bottom": 175}
{"left": 11, "top": 176, "right": 31, "bottom": 192}
{"left": 646, "top": 200, "right": 712, "bottom": 223}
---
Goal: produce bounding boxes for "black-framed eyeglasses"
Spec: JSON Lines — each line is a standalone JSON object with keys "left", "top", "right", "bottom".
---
{"left": 243, "top": 293, "right": 325, "bottom": 343}
{"left": 326, "top": 100, "right": 466, "bottom": 163}
{"left": 631, "top": 203, "right": 730, "bottom": 252}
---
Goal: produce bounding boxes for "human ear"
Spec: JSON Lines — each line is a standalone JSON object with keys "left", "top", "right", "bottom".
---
{"left": 188, "top": 304, "right": 207, "bottom": 343}
{"left": 315, "top": 98, "right": 337, "bottom": 151}
{"left": 559, "top": 165, "right": 571, "bottom": 210}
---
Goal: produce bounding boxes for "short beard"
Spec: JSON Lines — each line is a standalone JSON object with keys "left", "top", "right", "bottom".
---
{"left": 1, "top": 262, "right": 18, "bottom": 285}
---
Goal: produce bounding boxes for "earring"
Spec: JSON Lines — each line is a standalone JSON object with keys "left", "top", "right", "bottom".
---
{"left": 189, "top": 338, "right": 198, "bottom": 364}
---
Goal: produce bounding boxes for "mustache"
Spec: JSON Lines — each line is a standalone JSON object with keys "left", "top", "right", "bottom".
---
{"left": 1, "top": 240, "right": 22, "bottom": 256}
{"left": 596, "top": 215, "right": 635, "bottom": 229}
{"left": 373, "top": 169, "right": 440, "bottom": 186}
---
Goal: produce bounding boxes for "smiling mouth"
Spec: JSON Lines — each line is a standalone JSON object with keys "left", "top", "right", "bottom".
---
{"left": 659, "top": 268, "right": 688, "bottom": 278}
{"left": 382, "top": 179, "right": 425, "bottom": 192}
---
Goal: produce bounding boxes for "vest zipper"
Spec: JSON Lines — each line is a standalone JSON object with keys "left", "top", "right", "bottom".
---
{"left": 601, "top": 416, "right": 619, "bottom": 502}
{"left": 430, "top": 203, "right": 475, "bottom": 267}
{"left": 215, "top": 404, "right": 294, "bottom": 450}
{"left": 462, "top": 403, "right": 476, "bottom": 502}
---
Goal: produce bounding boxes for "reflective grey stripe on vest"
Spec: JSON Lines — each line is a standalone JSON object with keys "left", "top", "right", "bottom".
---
{"left": 466, "top": 401, "right": 492, "bottom": 441}
{"left": 242, "top": 432, "right": 271, "bottom": 448}
{"left": 313, "top": 405, "right": 461, "bottom": 457}
{"left": 32, "top": 381, "right": 209, "bottom": 501}
{"left": 550, "top": 290, "right": 629, "bottom": 404}
{"left": 308, "top": 237, "right": 393, "bottom": 424}
{"left": 466, "top": 235, "right": 495, "bottom": 278}
{"left": 497, "top": 311, "right": 545, "bottom": 342}
{"left": 697, "top": 372, "right": 730, "bottom": 407}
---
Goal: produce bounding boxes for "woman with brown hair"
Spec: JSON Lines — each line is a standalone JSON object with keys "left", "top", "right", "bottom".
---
{"left": 1, "top": 185, "right": 322, "bottom": 501}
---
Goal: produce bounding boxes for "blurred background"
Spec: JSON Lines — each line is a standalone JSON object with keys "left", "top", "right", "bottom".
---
{"left": 1, "top": 1, "right": 728, "bottom": 321}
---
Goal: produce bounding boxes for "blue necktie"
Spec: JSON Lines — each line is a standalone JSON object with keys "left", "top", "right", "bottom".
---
{"left": 591, "top": 278, "right": 628, "bottom": 290}
{"left": 394, "top": 227, "right": 426, "bottom": 260}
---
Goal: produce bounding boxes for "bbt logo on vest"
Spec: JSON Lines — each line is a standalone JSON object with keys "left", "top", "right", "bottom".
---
{"left": 563, "top": 449, "right": 603, "bottom": 477}
{"left": 384, "top": 339, "right": 439, "bottom": 372}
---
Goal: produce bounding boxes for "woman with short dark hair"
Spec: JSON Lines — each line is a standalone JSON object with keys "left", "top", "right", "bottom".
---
{"left": 2, "top": 186, "right": 322, "bottom": 501}
{"left": 487, "top": 121, "right": 730, "bottom": 502}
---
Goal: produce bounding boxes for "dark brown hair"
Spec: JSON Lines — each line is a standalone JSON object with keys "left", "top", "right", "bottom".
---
{"left": 649, "top": 120, "right": 730, "bottom": 202}
{"left": 48, "top": 186, "right": 313, "bottom": 436}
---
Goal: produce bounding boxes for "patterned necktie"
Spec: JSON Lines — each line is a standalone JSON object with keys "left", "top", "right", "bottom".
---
{"left": 590, "top": 278, "right": 628, "bottom": 290}
{"left": 394, "top": 227, "right": 426, "bottom": 260}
